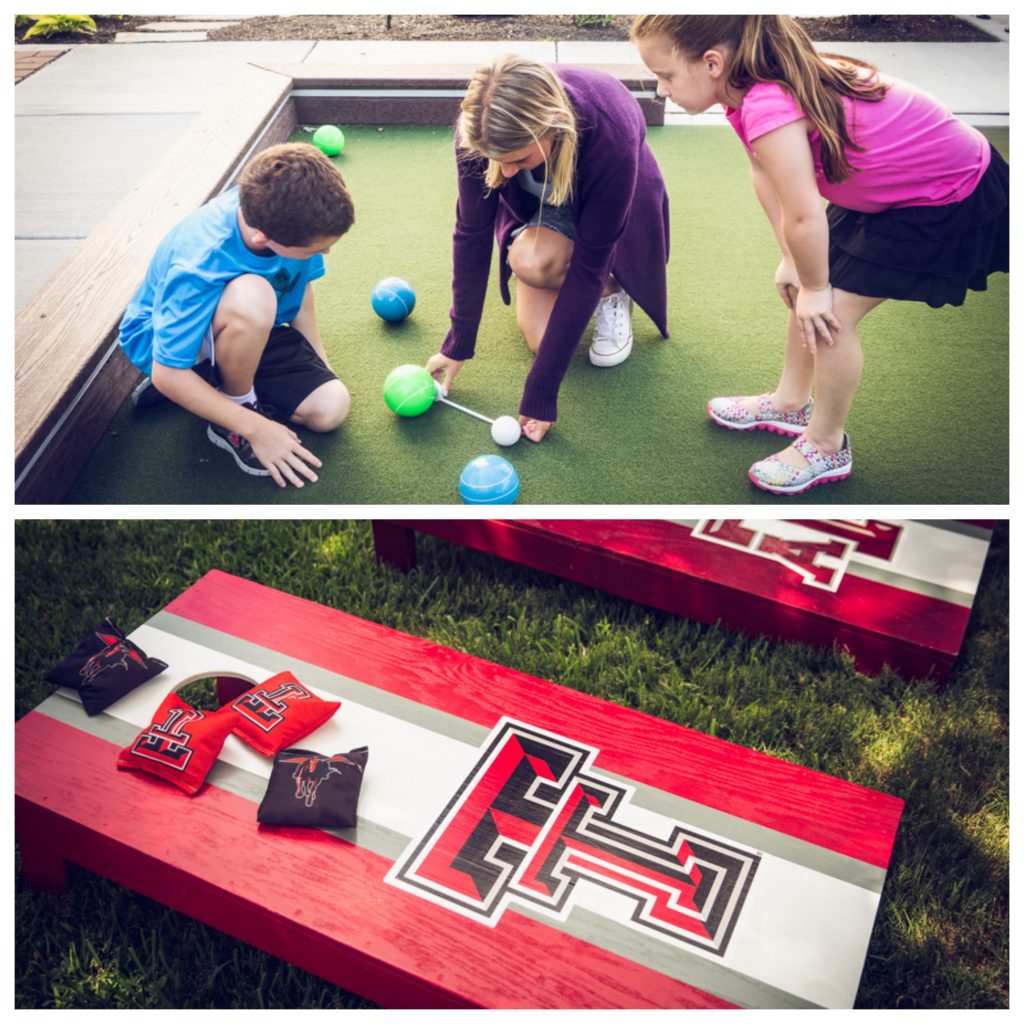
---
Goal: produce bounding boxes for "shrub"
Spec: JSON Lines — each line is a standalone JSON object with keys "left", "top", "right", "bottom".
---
{"left": 21, "top": 15, "right": 97, "bottom": 39}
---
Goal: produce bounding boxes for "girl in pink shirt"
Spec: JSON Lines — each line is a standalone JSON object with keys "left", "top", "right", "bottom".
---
{"left": 633, "top": 15, "right": 1008, "bottom": 494}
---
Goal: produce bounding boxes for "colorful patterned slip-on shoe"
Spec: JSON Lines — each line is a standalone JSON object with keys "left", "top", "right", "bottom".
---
{"left": 707, "top": 392, "right": 813, "bottom": 435}
{"left": 748, "top": 433, "right": 852, "bottom": 495}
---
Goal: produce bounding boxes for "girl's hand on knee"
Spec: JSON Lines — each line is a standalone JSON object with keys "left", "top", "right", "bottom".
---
{"left": 796, "top": 284, "right": 842, "bottom": 353}
{"left": 518, "top": 416, "right": 551, "bottom": 443}
{"left": 425, "top": 353, "right": 463, "bottom": 396}
{"left": 774, "top": 258, "right": 800, "bottom": 310}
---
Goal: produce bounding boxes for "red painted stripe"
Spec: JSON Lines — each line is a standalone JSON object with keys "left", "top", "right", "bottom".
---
{"left": 16, "top": 712, "right": 735, "bottom": 1009}
{"left": 166, "top": 571, "right": 903, "bottom": 869}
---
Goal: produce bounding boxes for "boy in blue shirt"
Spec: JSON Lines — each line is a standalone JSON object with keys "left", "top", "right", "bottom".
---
{"left": 119, "top": 143, "right": 354, "bottom": 488}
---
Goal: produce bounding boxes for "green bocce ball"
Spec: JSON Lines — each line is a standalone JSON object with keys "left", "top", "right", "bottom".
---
{"left": 312, "top": 124, "right": 345, "bottom": 156}
{"left": 383, "top": 364, "right": 437, "bottom": 418}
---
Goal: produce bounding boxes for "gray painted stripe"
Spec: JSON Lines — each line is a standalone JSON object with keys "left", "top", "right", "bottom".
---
{"left": 922, "top": 519, "right": 995, "bottom": 541}
{"left": 845, "top": 559, "right": 975, "bottom": 606}
{"left": 147, "top": 612, "right": 888, "bottom": 894}
{"left": 515, "top": 902, "right": 822, "bottom": 1009}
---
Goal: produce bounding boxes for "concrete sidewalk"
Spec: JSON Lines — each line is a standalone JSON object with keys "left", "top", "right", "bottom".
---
{"left": 14, "top": 35, "right": 1010, "bottom": 311}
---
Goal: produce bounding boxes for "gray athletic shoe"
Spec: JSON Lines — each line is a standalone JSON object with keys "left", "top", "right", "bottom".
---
{"left": 206, "top": 402, "right": 272, "bottom": 477}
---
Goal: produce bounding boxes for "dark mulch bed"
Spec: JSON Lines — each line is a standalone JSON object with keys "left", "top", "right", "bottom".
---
{"left": 14, "top": 13, "right": 998, "bottom": 46}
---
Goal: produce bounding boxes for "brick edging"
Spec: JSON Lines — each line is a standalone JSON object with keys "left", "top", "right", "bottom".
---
{"left": 15, "top": 49, "right": 68, "bottom": 84}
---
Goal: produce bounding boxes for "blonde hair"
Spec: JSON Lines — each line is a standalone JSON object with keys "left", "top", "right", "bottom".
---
{"left": 632, "top": 15, "right": 888, "bottom": 183}
{"left": 458, "top": 54, "right": 578, "bottom": 206}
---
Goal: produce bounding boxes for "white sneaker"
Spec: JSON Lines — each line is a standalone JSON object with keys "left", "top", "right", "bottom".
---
{"left": 589, "top": 288, "right": 634, "bottom": 367}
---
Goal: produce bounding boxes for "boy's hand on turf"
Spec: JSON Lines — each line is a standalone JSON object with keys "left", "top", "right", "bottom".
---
{"left": 250, "top": 419, "right": 322, "bottom": 488}
{"left": 425, "top": 353, "right": 463, "bottom": 395}
{"left": 518, "top": 416, "right": 551, "bottom": 443}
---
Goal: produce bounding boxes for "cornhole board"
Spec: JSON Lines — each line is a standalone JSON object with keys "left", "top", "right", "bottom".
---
{"left": 16, "top": 569, "right": 904, "bottom": 1009}
{"left": 373, "top": 519, "right": 994, "bottom": 680}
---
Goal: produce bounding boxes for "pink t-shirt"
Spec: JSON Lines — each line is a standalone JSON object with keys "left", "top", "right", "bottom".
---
{"left": 725, "top": 77, "right": 990, "bottom": 213}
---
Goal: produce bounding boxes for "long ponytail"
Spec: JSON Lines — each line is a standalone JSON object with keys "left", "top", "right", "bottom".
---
{"left": 633, "top": 15, "right": 887, "bottom": 182}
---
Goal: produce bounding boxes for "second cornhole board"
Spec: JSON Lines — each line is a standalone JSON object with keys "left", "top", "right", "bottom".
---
{"left": 372, "top": 519, "right": 993, "bottom": 679}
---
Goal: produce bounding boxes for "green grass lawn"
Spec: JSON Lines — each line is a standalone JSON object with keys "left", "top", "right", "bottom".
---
{"left": 63, "top": 126, "right": 1008, "bottom": 505}
{"left": 14, "top": 519, "right": 1008, "bottom": 1008}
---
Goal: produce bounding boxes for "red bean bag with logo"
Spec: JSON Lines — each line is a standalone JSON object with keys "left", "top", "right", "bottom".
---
{"left": 229, "top": 671, "right": 340, "bottom": 756}
{"left": 117, "top": 691, "right": 239, "bottom": 795}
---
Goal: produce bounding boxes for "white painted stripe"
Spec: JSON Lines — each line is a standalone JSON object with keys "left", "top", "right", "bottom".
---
{"left": 726, "top": 850, "right": 881, "bottom": 1007}
{"left": 853, "top": 520, "right": 990, "bottom": 598}
{"left": 387, "top": 714, "right": 881, "bottom": 1010}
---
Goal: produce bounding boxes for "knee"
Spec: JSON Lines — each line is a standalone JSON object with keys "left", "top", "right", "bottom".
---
{"left": 214, "top": 274, "right": 277, "bottom": 338}
{"left": 830, "top": 288, "right": 884, "bottom": 329}
{"left": 293, "top": 379, "right": 350, "bottom": 432}
{"left": 509, "top": 237, "right": 568, "bottom": 289}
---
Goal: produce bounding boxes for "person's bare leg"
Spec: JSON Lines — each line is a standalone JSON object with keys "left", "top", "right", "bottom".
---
{"left": 210, "top": 274, "right": 277, "bottom": 397}
{"left": 290, "top": 378, "right": 350, "bottom": 431}
{"left": 733, "top": 306, "right": 814, "bottom": 418}
{"left": 766, "top": 290, "right": 885, "bottom": 469}
{"left": 509, "top": 226, "right": 573, "bottom": 352}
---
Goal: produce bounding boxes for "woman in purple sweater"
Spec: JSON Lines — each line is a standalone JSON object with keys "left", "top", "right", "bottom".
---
{"left": 425, "top": 55, "right": 670, "bottom": 442}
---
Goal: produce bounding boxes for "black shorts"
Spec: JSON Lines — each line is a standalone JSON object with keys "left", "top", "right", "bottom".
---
{"left": 827, "top": 146, "right": 1009, "bottom": 308}
{"left": 195, "top": 324, "right": 337, "bottom": 420}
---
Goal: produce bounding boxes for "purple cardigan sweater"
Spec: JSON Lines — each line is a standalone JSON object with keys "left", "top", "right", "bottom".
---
{"left": 441, "top": 66, "right": 671, "bottom": 423}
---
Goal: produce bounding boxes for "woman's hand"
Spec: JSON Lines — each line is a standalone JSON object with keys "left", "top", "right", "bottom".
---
{"left": 518, "top": 416, "right": 552, "bottom": 443}
{"left": 794, "top": 283, "right": 842, "bottom": 353}
{"left": 425, "top": 353, "right": 463, "bottom": 396}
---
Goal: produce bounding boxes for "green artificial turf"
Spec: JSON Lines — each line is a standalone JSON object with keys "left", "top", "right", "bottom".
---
{"left": 14, "top": 520, "right": 1009, "bottom": 1009}
{"left": 64, "top": 127, "right": 1008, "bottom": 505}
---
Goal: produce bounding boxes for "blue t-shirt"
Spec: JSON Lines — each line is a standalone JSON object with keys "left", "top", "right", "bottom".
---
{"left": 118, "top": 187, "right": 325, "bottom": 374}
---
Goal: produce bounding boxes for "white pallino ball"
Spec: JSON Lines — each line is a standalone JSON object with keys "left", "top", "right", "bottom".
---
{"left": 490, "top": 415, "right": 522, "bottom": 446}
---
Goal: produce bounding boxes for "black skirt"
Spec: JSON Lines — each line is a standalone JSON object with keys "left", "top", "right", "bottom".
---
{"left": 827, "top": 145, "right": 1009, "bottom": 308}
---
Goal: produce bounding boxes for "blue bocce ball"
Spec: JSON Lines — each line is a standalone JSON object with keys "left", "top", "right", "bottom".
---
{"left": 459, "top": 455, "right": 520, "bottom": 505}
{"left": 371, "top": 277, "right": 416, "bottom": 322}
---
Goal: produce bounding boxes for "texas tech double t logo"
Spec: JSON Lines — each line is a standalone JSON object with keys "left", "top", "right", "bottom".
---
{"left": 130, "top": 705, "right": 205, "bottom": 771}
{"left": 233, "top": 679, "right": 310, "bottom": 732}
{"left": 388, "top": 720, "right": 759, "bottom": 956}
{"left": 692, "top": 518, "right": 903, "bottom": 592}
